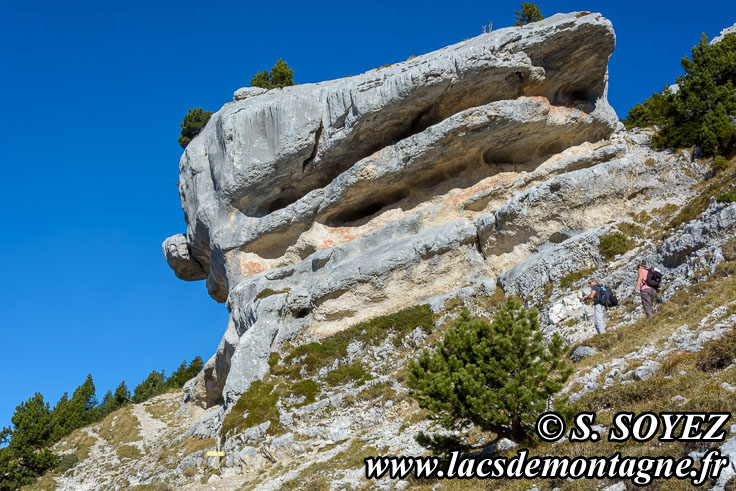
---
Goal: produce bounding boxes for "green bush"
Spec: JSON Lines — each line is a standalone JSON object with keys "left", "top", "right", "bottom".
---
{"left": 514, "top": 2, "right": 544, "bottom": 25}
{"left": 598, "top": 232, "right": 632, "bottom": 260}
{"left": 624, "top": 33, "right": 736, "bottom": 155}
{"left": 250, "top": 58, "right": 295, "bottom": 90}
{"left": 178, "top": 107, "right": 213, "bottom": 149}
{"left": 713, "top": 156, "right": 729, "bottom": 173}
{"left": 717, "top": 190, "right": 736, "bottom": 203}
{"left": 408, "top": 300, "right": 571, "bottom": 441}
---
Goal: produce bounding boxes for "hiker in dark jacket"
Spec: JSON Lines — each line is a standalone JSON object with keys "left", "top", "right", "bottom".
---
{"left": 584, "top": 278, "right": 606, "bottom": 334}
{"left": 633, "top": 261, "right": 657, "bottom": 318}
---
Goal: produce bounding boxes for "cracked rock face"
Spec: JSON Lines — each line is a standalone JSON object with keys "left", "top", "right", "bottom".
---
{"left": 164, "top": 12, "right": 626, "bottom": 409}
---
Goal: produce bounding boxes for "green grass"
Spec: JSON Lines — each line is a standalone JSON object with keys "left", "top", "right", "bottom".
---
{"left": 278, "top": 304, "right": 433, "bottom": 377}
{"left": 617, "top": 222, "right": 644, "bottom": 238}
{"left": 220, "top": 380, "right": 282, "bottom": 439}
{"left": 558, "top": 267, "right": 596, "bottom": 290}
{"left": 116, "top": 444, "right": 142, "bottom": 460}
{"left": 598, "top": 232, "right": 633, "bottom": 260}
{"left": 281, "top": 439, "right": 380, "bottom": 490}
{"left": 697, "top": 329, "right": 736, "bottom": 372}
{"left": 717, "top": 190, "right": 736, "bottom": 203}
{"left": 668, "top": 159, "right": 736, "bottom": 229}
{"left": 288, "top": 380, "right": 320, "bottom": 405}
{"left": 324, "top": 362, "right": 370, "bottom": 387}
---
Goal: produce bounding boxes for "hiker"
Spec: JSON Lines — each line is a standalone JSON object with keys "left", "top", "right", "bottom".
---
{"left": 633, "top": 261, "right": 659, "bottom": 318}
{"left": 583, "top": 278, "right": 606, "bottom": 334}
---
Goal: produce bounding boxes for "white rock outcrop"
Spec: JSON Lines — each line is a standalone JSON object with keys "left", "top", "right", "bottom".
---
{"left": 162, "top": 12, "right": 682, "bottom": 411}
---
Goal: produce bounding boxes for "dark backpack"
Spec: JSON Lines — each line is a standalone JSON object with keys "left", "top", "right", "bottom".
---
{"left": 597, "top": 285, "right": 618, "bottom": 307}
{"left": 645, "top": 267, "right": 663, "bottom": 289}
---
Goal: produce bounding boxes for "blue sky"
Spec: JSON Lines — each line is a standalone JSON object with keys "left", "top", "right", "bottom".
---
{"left": 1, "top": 0, "right": 734, "bottom": 429}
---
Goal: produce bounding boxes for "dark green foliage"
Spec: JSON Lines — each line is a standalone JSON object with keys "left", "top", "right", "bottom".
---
{"left": 98, "top": 390, "right": 115, "bottom": 415}
{"left": 1, "top": 357, "right": 201, "bottom": 488}
{"left": 624, "top": 33, "right": 736, "bottom": 155}
{"left": 0, "top": 393, "right": 59, "bottom": 489}
{"left": 598, "top": 232, "right": 632, "bottom": 260}
{"left": 178, "top": 107, "right": 213, "bottom": 149}
{"left": 54, "top": 453, "right": 79, "bottom": 473}
{"left": 717, "top": 190, "right": 736, "bottom": 203}
{"left": 49, "top": 392, "right": 70, "bottom": 442}
{"left": 408, "top": 300, "right": 571, "bottom": 441}
{"left": 167, "top": 356, "right": 204, "bottom": 389}
{"left": 713, "top": 156, "right": 729, "bottom": 173}
{"left": 250, "top": 59, "right": 295, "bottom": 90}
{"left": 113, "top": 380, "right": 131, "bottom": 408}
{"left": 514, "top": 2, "right": 544, "bottom": 26}
{"left": 132, "top": 370, "right": 167, "bottom": 403}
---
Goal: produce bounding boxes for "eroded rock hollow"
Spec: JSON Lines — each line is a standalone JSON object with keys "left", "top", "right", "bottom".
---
{"left": 164, "top": 12, "right": 631, "bottom": 409}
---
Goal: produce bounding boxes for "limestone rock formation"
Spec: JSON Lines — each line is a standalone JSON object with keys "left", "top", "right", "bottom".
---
{"left": 163, "top": 12, "right": 638, "bottom": 411}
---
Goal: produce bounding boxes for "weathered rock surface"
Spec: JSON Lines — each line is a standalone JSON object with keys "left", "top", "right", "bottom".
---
{"left": 161, "top": 11, "right": 736, "bottom": 428}
{"left": 164, "top": 12, "right": 628, "bottom": 411}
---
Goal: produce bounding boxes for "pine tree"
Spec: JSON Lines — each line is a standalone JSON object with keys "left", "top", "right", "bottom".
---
{"left": 0, "top": 393, "right": 59, "bottom": 489}
{"left": 625, "top": 32, "right": 736, "bottom": 155}
{"left": 250, "top": 59, "right": 295, "bottom": 90}
{"left": 167, "top": 356, "right": 204, "bottom": 388}
{"left": 408, "top": 299, "right": 571, "bottom": 442}
{"left": 113, "top": 380, "right": 131, "bottom": 408}
{"left": 98, "top": 390, "right": 115, "bottom": 416}
{"left": 67, "top": 374, "right": 98, "bottom": 429}
{"left": 49, "top": 392, "right": 71, "bottom": 441}
{"left": 178, "top": 107, "right": 213, "bottom": 149}
{"left": 514, "top": 2, "right": 544, "bottom": 26}
{"left": 132, "top": 370, "right": 167, "bottom": 403}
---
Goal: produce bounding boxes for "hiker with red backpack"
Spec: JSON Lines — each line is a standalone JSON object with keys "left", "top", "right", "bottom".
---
{"left": 633, "top": 261, "right": 662, "bottom": 318}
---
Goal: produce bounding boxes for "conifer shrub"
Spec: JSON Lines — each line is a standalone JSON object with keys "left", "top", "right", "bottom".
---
{"left": 514, "top": 2, "right": 544, "bottom": 25}
{"left": 132, "top": 370, "right": 167, "bottom": 403}
{"left": 178, "top": 107, "right": 213, "bottom": 149}
{"left": 624, "top": 33, "right": 736, "bottom": 156}
{"left": 712, "top": 155, "right": 729, "bottom": 174}
{"left": 408, "top": 299, "right": 571, "bottom": 441}
{"left": 0, "top": 393, "right": 59, "bottom": 489}
{"left": 167, "top": 356, "right": 204, "bottom": 389}
{"left": 250, "top": 59, "right": 295, "bottom": 90}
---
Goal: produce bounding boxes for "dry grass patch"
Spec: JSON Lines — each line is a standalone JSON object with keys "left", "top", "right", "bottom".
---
{"left": 55, "top": 428, "right": 98, "bottom": 462}
{"left": 117, "top": 444, "right": 143, "bottom": 460}
{"left": 576, "top": 271, "right": 736, "bottom": 370}
{"left": 145, "top": 393, "right": 180, "bottom": 420}
{"left": 281, "top": 439, "right": 381, "bottom": 490}
{"left": 98, "top": 407, "right": 142, "bottom": 445}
